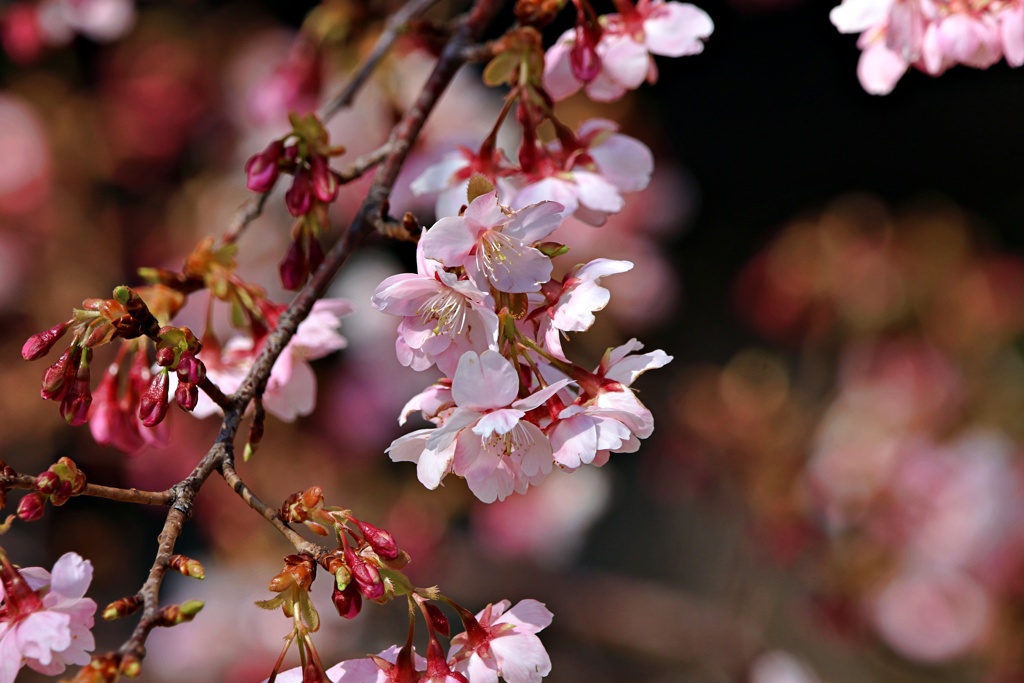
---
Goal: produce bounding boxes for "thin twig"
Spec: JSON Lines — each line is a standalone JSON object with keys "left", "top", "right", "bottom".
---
{"left": 336, "top": 141, "right": 397, "bottom": 184}
{"left": 223, "top": 192, "right": 269, "bottom": 244}
{"left": 0, "top": 474, "right": 172, "bottom": 506}
{"left": 319, "top": 0, "right": 443, "bottom": 122}
{"left": 219, "top": 462, "right": 324, "bottom": 558}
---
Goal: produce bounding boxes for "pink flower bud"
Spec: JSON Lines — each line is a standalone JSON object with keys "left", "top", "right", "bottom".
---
{"left": 60, "top": 358, "right": 92, "bottom": 426}
{"left": 307, "top": 234, "right": 324, "bottom": 273}
{"left": 40, "top": 347, "right": 78, "bottom": 401}
{"left": 34, "top": 470, "right": 60, "bottom": 495}
{"left": 244, "top": 139, "right": 284, "bottom": 193}
{"left": 310, "top": 154, "right": 339, "bottom": 203}
{"left": 155, "top": 347, "right": 176, "bottom": 367}
{"left": 22, "top": 321, "right": 70, "bottom": 361}
{"left": 569, "top": 38, "right": 601, "bottom": 82}
{"left": 344, "top": 547, "right": 384, "bottom": 601}
{"left": 285, "top": 169, "right": 313, "bottom": 217}
{"left": 175, "top": 381, "right": 199, "bottom": 412}
{"left": 176, "top": 351, "right": 206, "bottom": 384}
{"left": 303, "top": 661, "right": 326, "bottom": 683}
{"left": 49, "top": 480, "right": 73, "bottom": 507}
{"left": 355, "top": 519, "right": 400, "bottom": 560}
{"left": 16, "top": 492, "right": 45, "bottom": 521}
{"left": 138, "top": 371, "right": 170, "bottom": 427}
{"left": 331, "top": 581, "right": 362, "bottom": 619}
{"left": 279, "top": 238, "right": 308, "bottom": 291}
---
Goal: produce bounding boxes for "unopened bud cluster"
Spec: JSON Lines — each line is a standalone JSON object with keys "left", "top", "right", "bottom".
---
{"left": 16, "top": 457, "right": 86, "bottom": 522}
{"left": 244, "top": 113, "right": 345, "bottom": 290}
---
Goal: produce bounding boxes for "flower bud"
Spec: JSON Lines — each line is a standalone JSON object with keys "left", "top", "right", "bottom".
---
{"left": 279, "top": 237, "right": 308, "bottom": 291}
{"left": 156, "top": 600, "right": 204, "bottom": 626}
{"left": 155, "top": 347, "right": 176, "bottom": 367}
{"left": 307, "top": 233, "right": 324, "bottom": 273}
{"left": 285, "top": 169, "right": 313, "bottom": 217}
{"left": 355, "top": 519, "right": 400, "bottom": 560}
{"left": 35, "top": 470, "right": 60, "bottom": 495}
{"left": 138, "top": 371, "right": 170, "bottom": 427}
{"left": 22, "top": 321, "right": 70, "bottom": 361}
{"left": 331, "top": 581, "right": 362, "bottom": 619}
{"left": 569, "top": 26, "right": 602, "bottom": 82}
{"left": 17, "top": 492, "right": 45, "bottom": 521}
{"left": 71, "top": 468, "right": 87, "bottom": 494}
{"left": 245, "top": 139, "right": 284, "bottom": 193}
{"left": 310, "top": 154, "right": 339, "bottom": 203}
{"left": 344, "top": 547, "right": 384, "bottom": 601}
{"left": 41, "top": 347, "right": 78, "bottom": 401}
{"left": 303, "top": 661, "right": 326, "bottom": 683}
{"left": 103, "top": 595, "right": 143, "bottom": 620}
{"left": 60, "top": 378, "right": 92, "bottom": 426}
{"left": 176, "top": 351, "right": 206, "bottom": 385}
{"left": 174, "top": 381, "right": 199, "bottom": 412}
{"left": 169, "top": 554, "right": 205, "bottom": 579}
{"left": 49, "top": 479, "right": 73, "bottom": 506}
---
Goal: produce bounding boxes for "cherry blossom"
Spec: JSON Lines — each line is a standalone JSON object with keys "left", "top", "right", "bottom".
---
{"left": 420, "top": 192, "right": 564, "bottom": 294}
{"left": 543, "top": 0, "right": 714, "bottom": 102}
{"left": 538, "top": 258, "right": 634, "bottom": 360}
{"left": 549, "top": 339, "right": 672, "bottom": 469}
{"left": 449, "top": 599, "right": 553, "bottom": 683}
{"left": 372, "top": 253, "right": 499, "bottom": 377}
{"left": 388, "top": 350, "right": 571, "bottom": 503}
{"left": 191, "top": 298, "right": 352, "bottom": 421}
{"left": 830, "top": 0, "right": 1024, "bottom": 94}
{"left": 0, "top": 552, "right": 96, "bottom": 683}
{"left": 510, "top": 120, "right": 653, "bottom": 226}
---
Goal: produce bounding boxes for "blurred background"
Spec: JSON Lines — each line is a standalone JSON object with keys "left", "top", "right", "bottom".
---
{"left": 2, "top": 0, "right": 1024, "bottom": 681}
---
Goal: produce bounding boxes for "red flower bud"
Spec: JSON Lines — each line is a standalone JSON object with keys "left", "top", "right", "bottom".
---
{"left": 310, "top": 154, "right": 339, "bottom": 203}
{"left": 60, "top": 359, "right": 92, "bottom": 426}
{"left": 279, "top": 238, "right": 308, "bottom": 291}
{"left": 569, "top": 24, "right": 602, "bottom": 82}
{"left": 17, "top": 492, "right": 45, "bottom": 521}
{"left": 155, "top": 347, "right": 176, "bottom": 367}
{"left": 331, "top": 581, "right": 362, "bottom": 619}
{"left": 344, "top": 547, "right": 384, "bottom": 601}
{"left": 176, "top": 351, "right": 206, "bottom": 385}
{"left": 22, "top": 321, "right": 70, "bottom": 361}
{"left": 40, "top": 346, "right": 79, "bottom": 401}
{"left": 244, "top": 139, "right": 284, "bottom": 193}
{"left": 35, "top": 470, "right": 60, "bottom": 495}
{"left": 49, "top": 480, "right": 73, "bottom": 507}
{"left": 138, "top": 371, "right": 170, "bottom": 427}
{"left": 355, "top": 519, "right": 400, "bottom": 560}
{"left": 175, "top": 382, "right": 199, "bottom": 412}
{"left": 285, "top": 169, "right": 313, "bottom": 217}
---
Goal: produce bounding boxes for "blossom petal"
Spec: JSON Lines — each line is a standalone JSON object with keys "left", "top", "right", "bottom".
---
{"left": 643, "top": 2, "right": 714, "bottom": 57}
{"left": 452, "top": 351, "right": 519, "bottom": 410}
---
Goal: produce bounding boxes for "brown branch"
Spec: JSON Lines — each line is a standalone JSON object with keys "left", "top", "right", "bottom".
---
{"left": 1, "top": 474, "right": 172, "bottom": 506}
{"left": 336, "top": 141, "right": 397, "bottom": 184}
{"left": 319, "top": 0, "right": 443, "bottom": 122}
{"left": 98, "top": 0, "right": 508, "bottom": 672}
{"left": 223, "top": 192, "right": 269, "bottom": 245}
{"left": 219, "top": 462, "right": 325, "bottom": 558}
{"left": 197, "top": 376, "right": 230, "bottom": 412}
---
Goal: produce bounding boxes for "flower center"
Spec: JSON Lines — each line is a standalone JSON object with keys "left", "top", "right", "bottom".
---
{"left": 417, "top": 290, "right": 468, "bottom": 337}
{"left": 476, "top": 230, "right": 526, "bottom": 284}
{"left": 482, "top": 422, "right": 535, "bottom": 458}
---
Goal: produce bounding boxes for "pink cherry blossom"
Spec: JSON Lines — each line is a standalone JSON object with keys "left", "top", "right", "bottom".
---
{"left": 449, "top": 599, "right": 553, "bottom": 683}
{"left": 372, "top": 255, "right": 499, "bottom": 377}
{"left": 510, "top": 120, "right": 653, "bottom": 227}
{"left": 0, "top": 552, "right": 96, "bottom": 683}
{"left": 830, "top": 0, "right": 1024, "bottom": 94}
{"left": 388, "top": 350, "right": 571, "bottom": 503}
{"left": 264, "top": 645, "right": 428, "bottom": 683}
{"left": 539, "top": 258, "right": 633, "bottom": 360}
{"left": 549, "top": 339, "right": 671, "bottom": 469}
{"left": 420, "top": 192, "right": 564, "bottom": 294}
{"left": 191, "top": 298, "right": 352, "bottom": 421}
{"left": 543, "top": 0, "right": 713, "bottom": 102}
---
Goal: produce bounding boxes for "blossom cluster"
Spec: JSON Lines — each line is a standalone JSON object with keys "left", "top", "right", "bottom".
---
{"left": 376, "top": 190, "right": 671, "bottom": 503}
{"left": 830, "top": 0, "right": 1024, "bottom": 93}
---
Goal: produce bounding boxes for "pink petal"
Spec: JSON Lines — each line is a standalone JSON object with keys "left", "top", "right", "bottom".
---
{"left": 490, "top": 634, "right": 552, "bottom": 683}
{"left": 857, "top": 40, "right": 908, "bottom": 94}
{"left": 643, "top": 2, "right": 714, "bottom": 57}
{"left": 453, "top": 351, "right": 520, "bottom": 410}
{"left": 421, "top": 215, "right": 477, "bottom": 268}
{"left": 542, "top": 35, "right": 583, "bottom": 101}
{"left": 588, "top": 135, "right": 653, "bottom": 193}
{"left": 1000, "top": 4, "right": 1024, "bottom": 66}
{"left": 598, "top": 34, "right": 650, "bottom": 90}
{"left": 473, "top": 408, "right": 527, "bottom": 436}
{"left": 829, "top": 0, "right": 894, "bottom": 33}
{"left": 504, "top": 201, "right": 564, "bottom": 244}
{"left": 499, "top": 599, "right": 554, "bottom": 633}
{"left": 48, "top": 553, "right": 91, "bottom": 601}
